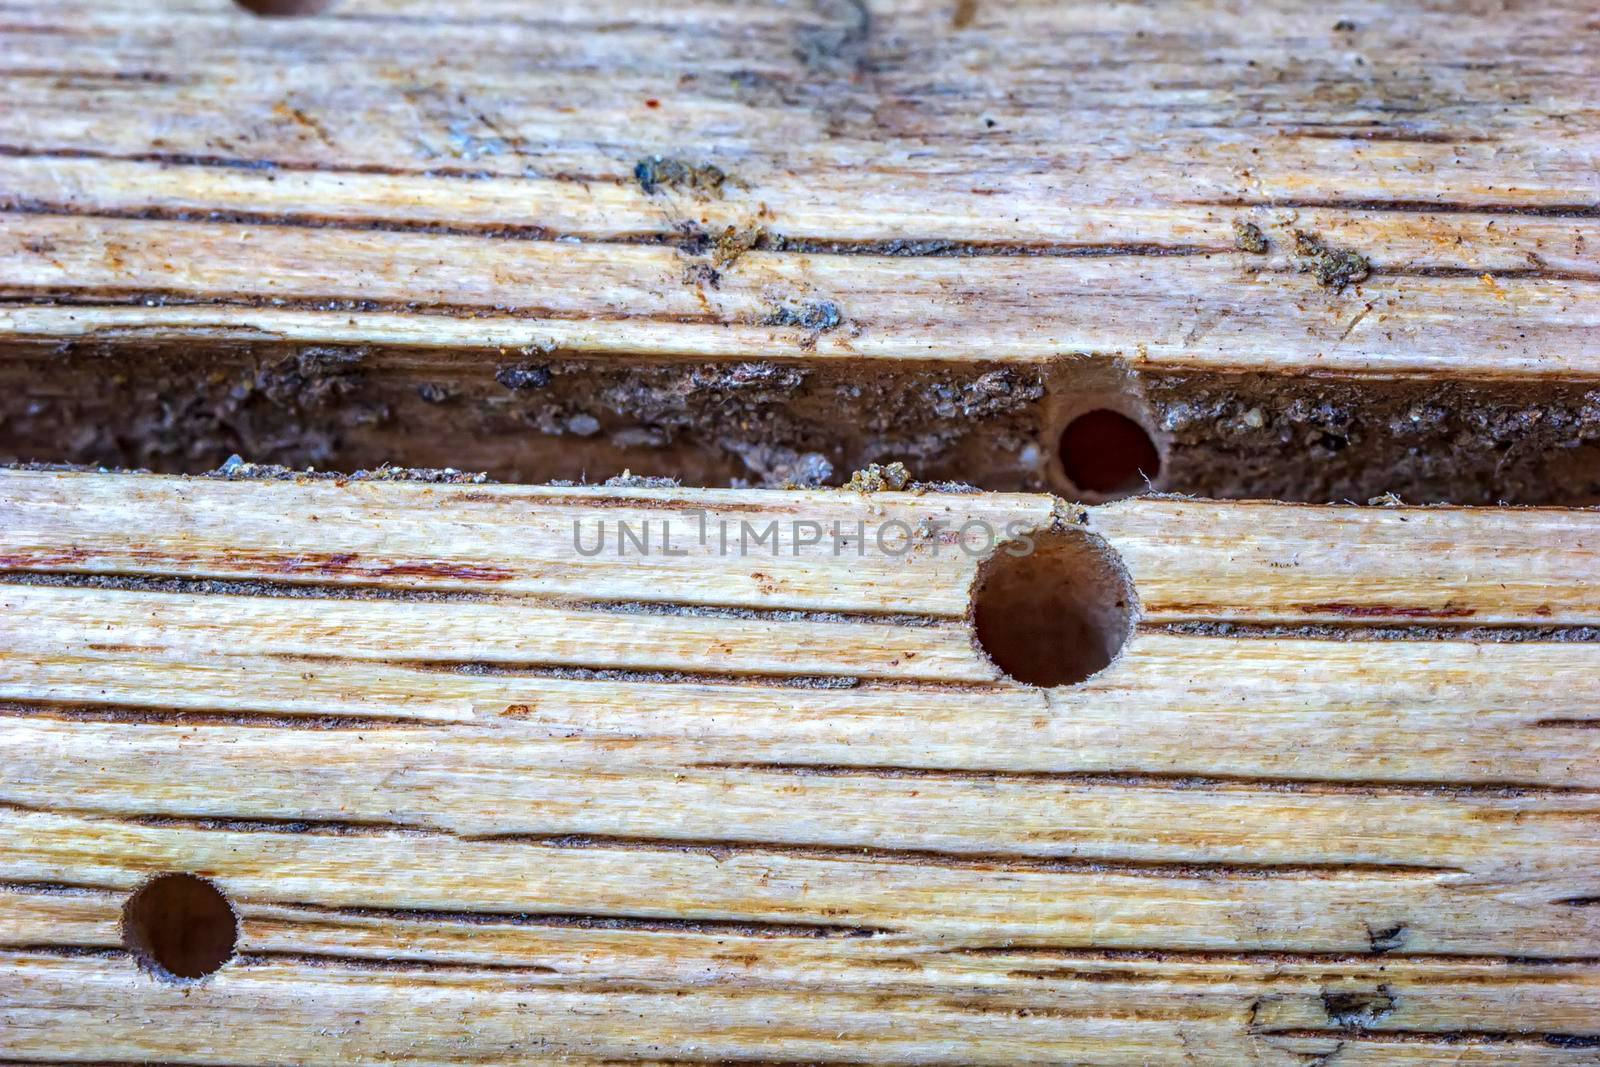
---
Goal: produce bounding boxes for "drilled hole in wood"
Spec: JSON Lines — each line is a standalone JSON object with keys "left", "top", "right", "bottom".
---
{"left": 1058, "top": 409, "right": 1162, "bottom": 497}
{"left": 234, "top": 0, "right": 335, "bottom": 15}
{"left": 971, "top": 528, "right": 1137, "bottom": 688}
{"left": 122, "top": 873, "right": 238, "bottom": 981}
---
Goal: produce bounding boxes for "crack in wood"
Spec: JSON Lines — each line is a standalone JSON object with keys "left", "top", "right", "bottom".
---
{"left": 698, "top": 764, "right": 1597, "bottom": 798}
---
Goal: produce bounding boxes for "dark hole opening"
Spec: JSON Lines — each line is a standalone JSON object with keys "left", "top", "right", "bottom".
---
{"left": 122, "top": 873, "right": 238, "bottom": 981}
{"left": 234, "top": 0, "right": 335, "bottom": 15}
{"left": 971, "top": 528, "right": 1137, "bottom": 688}
{"left": 1058, "top": 409, "right": 1161, "bottom": 496}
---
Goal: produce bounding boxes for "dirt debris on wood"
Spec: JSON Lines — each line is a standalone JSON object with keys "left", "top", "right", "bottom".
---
{"left": 682, "top": 263, "right": 722, "bottom": 289}
{"left": 494, "top": 363, "right": 552, "bottom": 391}
{"left": 763, "top": 300, "right": 844, "bottom": 333}
{"left": 712, "top": 226, "right": 766, "bottom": 268}
{"left": 1321, "top": 986, "right": 1397, "bottom": 1030}
{"left": 1147, "top": 371, "right": 1600, "bottom": 504}
{"left": 5, "top": 340, "right": 1597, "bottom": 505}
{"left": 847, "top": 461, "right": 912, "bottom": 492}
{"left": 210, "top": 455, "right": 493, "bottom": 484}
{"left": 1293, "top": 230, "right": 1372, "bottom": 291}
{"left": 724, "top": 442, "right": 835, "bottom": 488}
{"left": 1232, "top": 221, "right": 1269, "bottom": 254}
{"left": 602, "top": 470, "right": 683, "bottom": 489}
{"left": 634, "top": 156, "right": 728, "bottom": 196}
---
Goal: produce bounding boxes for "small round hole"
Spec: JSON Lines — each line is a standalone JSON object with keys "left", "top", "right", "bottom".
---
{"left": 122, "top": 873, "right": 238, "bottom": 981}
{"left": 1058, "top": 409, "right": 1162, "bottom": 496}
{"left": 971, "top": 528, "right": 1137, "bottom": 687}
{"left": 234, "top": 0, "right": 335, "bottom": 15}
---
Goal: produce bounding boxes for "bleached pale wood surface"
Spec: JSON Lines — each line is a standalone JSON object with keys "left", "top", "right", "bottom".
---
{"left": 0, "top": 0, "right": 1594, "bottom": 372}
{"left": 1, "top": 468, "right": 1598, "bottom": 1062}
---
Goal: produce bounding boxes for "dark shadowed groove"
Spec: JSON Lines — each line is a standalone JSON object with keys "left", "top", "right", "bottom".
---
{"left": 3, "top": 198, "right": 562, "bottom": 242}
{"left": 589, "top": 600, "right": 948, "bottom": 628}
{"left": 1016, "top": 964, "right": 1593, "bottom": 985}
{"left": 1151, "top": 621, "right": 1600, "bottom": 643}
{"left": 1257, "top": 1028, "right": 1600, "bottom": 1047}
{"left": 312, "top": 10, "right": 742, "bottom": 32}
{"left": 461, "top": 832, "right": 1463, "bottom": 878}
{"left": 0, "top": 67, "right": 185, "bottom": 84}
{"left": 0, "top": 570, "right": 506, "bottom": 603}
{"left": 0, "top": 879, "right": 117, "bottom": 898}
{"left": 1534, "top": 719, "right": 1600, "bottom": 730}
{"left": 264, "top": 900, "right": 887, "bottom": 939}
{"left": 0, "top": 799, "right": 445, "bottom": 838}
{"left": 1283, "top": 128, "right": 1496, "bottom": 144}
{"left": 0, "top": 143, "right": 623, "bottom": 185}
{"left": 233, "top": 950, "right": 560, "bottom": 975}
{"left": 5, "top": 198, "right": 1231, "bottom": 259}
{"left": 399, "top": 660, "right": 995, "bottom": 693}
{"left": 0, "top": 571, "right": 952, "bottom": 628}
{"left": 0, "top": 945, "right": 125, "bottom": 960}
{"left": 1394, "top": 265, "right": 1600, "bottom": 283}
{"left": 1198, "top": 196, "right": 1600, "bottom": 218}
{"left": 0, "top": 699, "right": 441, "bottom": 730}
{"left": 0, "top": 288, "right": 724, "bottom": 326}
{"left": 760, "top": 234, "right": 1229, "bottom": 258}
{"left": 951, "top": 946, "right": 1600, "bottom": 967}
{"left": 0, "top": 546, "right": 517, "bottom": 584}
{"left": 699, "top": 763, "right": 1596, "bottom": 798}
{"left": 1232, "top": 262, "right": 1600, "bottom": 284}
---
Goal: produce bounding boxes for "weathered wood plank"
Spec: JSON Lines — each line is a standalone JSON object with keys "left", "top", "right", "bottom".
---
{"left": 0, "top": 470, "right": 1597, "bottom": 1062}
{"left": 1, "top": 0, "right": 1597, "bottom": 501}
{"left": 5, "top": 214, "right": 1596, "bottom": 375}
{"left": 3, "top": 471, "right": 1597, "bottom": 622}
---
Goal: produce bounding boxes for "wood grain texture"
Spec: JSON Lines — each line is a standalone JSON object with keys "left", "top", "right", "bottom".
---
{"left": 0, "top": 0, "right": 1597, "bottom": 501}
{"left": 0, "top": 468, "right": 1597, "bottom": 1063}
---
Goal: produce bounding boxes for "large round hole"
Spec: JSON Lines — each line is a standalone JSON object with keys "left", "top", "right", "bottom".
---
{"left": 122, "top": 873, "right": 238, "bottom": 981}
{"left": 971, "top": 528, "right": 1137, "bottom": 687}
{"left": 1058, "top": 409, "right": 1162, "bottom": 496}
{"left": 234, "top": 0, "right": 336, "bottom": 15}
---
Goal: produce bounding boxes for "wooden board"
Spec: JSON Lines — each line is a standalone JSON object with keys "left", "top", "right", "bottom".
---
{"left": 1, "top": 0, "right": 1598, "bottom": 501}
{"left": 1, "top": 468, "right": 1598, "bottom": 1062}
